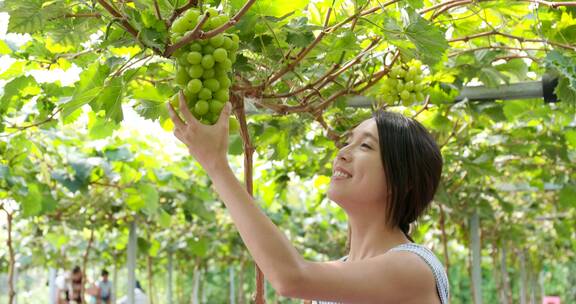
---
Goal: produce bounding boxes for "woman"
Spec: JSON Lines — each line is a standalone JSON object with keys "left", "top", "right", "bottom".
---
{"left": 167, "top": 92, "right": 450, "bottom": 303}
{"left": 56, "top": 266, "right": 84, "bottom": 304}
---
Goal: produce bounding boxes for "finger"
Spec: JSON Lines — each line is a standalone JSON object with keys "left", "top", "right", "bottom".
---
{"left": 179, "top": 91, "right": 199, "bottom": 127}
{"left": 167, "top": 101, "right": 186, "bottom": 129}
{"left": 217, "top": 102, "right": 232, "bottom": 126}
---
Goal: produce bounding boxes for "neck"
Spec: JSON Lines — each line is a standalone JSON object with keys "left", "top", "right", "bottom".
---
{"left": 345, "top": 212, "right": 410, "bottom": 261}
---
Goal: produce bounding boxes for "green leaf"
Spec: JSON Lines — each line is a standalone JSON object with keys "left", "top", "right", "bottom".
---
{"left": 126, "top": 188, "right": 146, "bottom": 211}
{"left": 231, "top": 0, "right": 308, "bottom": 18}
{"left": 63, "top": 63, "right": 110, "bottom": 118}
{"left": 4, "top": 0, "right": 44, "bottom": 33}
{"left": 0, "top": 61, "right": 26, "bottom": 80}
{"left": 404, "top": 11, "right": 449, "bottom": 65}
{"left": 565, "top": 129, "right": 576, "bottom": 148}
{"left": 104, "top": 146, "right": 133, "bottom": 161}
{"left": 0, "top": 40, "right": 13, "bottom": 54}
{"left": 503, "top": 100, "right": 531, "bottom": 121}
{"left": 555, "top": 77, "right": 576, "bottom": 104}
{"left": 158, "top": 209, "right": 171, "bottom": 228}
{"left": 87, "top": 112, "right": 119, "bottom": 139}
{"left": 51, "top": 171, "right": 85, "bottom": 193}
{"left": 139, "top": 183, "right": 159, "bottom": 216}
{"left": 97, "top": 77, "right": 125, "bottom": 123}
{"left": 558, "top": 184, "right": 576, "bottom": 209}
{"left": 20, "top": 183, "right": 42, "bottom": 217}
{"left": 188, "top": 237, "right": 208, "bottom": 257}
{"left": 0, "top": 76, "right": 39, "bottom": 113}
{"left": 133, "top": 100, "right": 168, "bottom": 121}
{"left": 137, "top": 237, "right": 151, "bottom": 253}
{"left": 405, "top": 0, "right": 424, "bottom": 9}
{"left": 545, "top": 51, "right": 576, "bottom": 90}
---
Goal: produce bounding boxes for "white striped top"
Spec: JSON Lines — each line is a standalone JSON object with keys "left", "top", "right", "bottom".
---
{"left": 312, "top": 243, "right": 450, "bottom": 304}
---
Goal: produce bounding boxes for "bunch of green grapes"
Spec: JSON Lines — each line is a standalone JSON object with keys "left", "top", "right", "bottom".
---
{"left": 380, "top": 59, "right": 428, "bottom": 106}
{"left": 169, "top": 7, "right": 240, "bottom": 131}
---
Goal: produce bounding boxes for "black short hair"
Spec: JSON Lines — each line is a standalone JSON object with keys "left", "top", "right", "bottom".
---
{"left": 372, "top": 110, "right": 443, "bottom": 240}
{"left": 101, "top": 269, "right": 109, "bottom": 276}
{"left": 72, "top": 266, "right": 82, "bottom": 274}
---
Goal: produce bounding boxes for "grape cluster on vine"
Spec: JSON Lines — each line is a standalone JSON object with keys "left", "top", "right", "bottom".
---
{"left": 170, "top": 8, "right": 239, "bottom": 131}
{"left": 380, "top": 59, "right": 428, "bottom": 106}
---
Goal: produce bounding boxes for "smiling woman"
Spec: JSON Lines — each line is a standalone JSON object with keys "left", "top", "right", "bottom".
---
{"left": 168, "top": 92, "right": 449, "bottom": 303}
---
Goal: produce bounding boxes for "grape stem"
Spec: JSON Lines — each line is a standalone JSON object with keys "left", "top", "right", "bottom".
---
{"left": 164, "top": 0, "right": 256, "bottom": 57}
{"left": 412, "top": 95, "right": 431, "bottom": 119}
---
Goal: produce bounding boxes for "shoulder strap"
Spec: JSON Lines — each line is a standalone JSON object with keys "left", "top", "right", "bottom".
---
{"left": 389, "top": 243, "right": 450, "bottom": 304}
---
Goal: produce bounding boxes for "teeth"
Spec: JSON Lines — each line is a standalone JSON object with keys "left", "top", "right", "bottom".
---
{"left": 333, "top": 170, "right": 351, "bottom": 178}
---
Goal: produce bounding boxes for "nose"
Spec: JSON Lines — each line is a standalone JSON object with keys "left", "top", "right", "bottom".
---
{"left": 336, "top": 145, "right": 352, "bottom": 162}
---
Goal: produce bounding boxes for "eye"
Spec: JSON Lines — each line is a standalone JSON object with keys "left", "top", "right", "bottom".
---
{"left": 361, "top": 143, "right": 372, "bottom": 149}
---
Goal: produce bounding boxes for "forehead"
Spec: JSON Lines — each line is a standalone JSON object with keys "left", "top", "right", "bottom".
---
{"left": 349, "top": 118, "right": 378, "bottom": 139}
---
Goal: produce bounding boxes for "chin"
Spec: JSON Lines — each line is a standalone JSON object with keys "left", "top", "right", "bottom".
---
{"left": 327, "top": 187, "right": 351, "bottom": 208}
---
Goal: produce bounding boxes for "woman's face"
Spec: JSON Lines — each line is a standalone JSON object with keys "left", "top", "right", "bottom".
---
{"left": 327, "top": 118, "right": 388, "bottom": 212}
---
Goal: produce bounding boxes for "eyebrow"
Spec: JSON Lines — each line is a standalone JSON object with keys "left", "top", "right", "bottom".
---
{"left": 347, "top": 131, "right": 377, "bottom": 142}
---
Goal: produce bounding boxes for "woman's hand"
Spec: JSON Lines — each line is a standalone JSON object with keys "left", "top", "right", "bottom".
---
{"left": 167, "top": 91, "right": 232, "bottom": 174}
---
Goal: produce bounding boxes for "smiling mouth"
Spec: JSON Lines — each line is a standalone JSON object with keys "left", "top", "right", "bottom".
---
{"left": 332, "top": 170, "right": 352, "bottom": 179}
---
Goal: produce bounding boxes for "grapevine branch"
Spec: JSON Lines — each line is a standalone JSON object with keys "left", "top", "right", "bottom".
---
{"left": 265, "top": 7, "right": 333, "bottom": 86}
{"left": 262, "top": 37, "right": 381, "bottom": 100}
{"left": 421, "top": 0, "right": 576, "bottom": 15}
{"left": 164, "top": 0, "right": 256, "bottom": 57}
{"left": 169, "top": 0, "right": 199, "bottom": 24}
{"left": 95, "top": 0, "right": 163, "bottom": 54}
{"left": 449, "top": 30, "right": 576, "bottom": 51}
{"left": 448, "top": 46, "right": 548, "bottom": 57}
{"left": 3, "top": 108, "right": 62, "bottom": 135}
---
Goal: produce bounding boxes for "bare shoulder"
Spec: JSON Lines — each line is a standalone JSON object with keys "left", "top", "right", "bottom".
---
{"left": 281, "top": 249, "right": 440, "bottom": 303}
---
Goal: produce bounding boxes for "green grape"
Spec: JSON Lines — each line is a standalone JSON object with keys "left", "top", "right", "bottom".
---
{"left": 405, "top": 81, "right": 415, "bottom": 91}
{"left": 171, "top": 18, "right": 189, "bottom": 34}
{"left": 198, "top": 88, "right": 212, "bottom": 100}
{"left": 175, "top": 67, "right": 190, "bottom": 87}
{"left": 416, "top": 92, "right": 425, "bottom": 101}
{"left": 210, "top": 16, "right": 229, "bottom": 29}
{"left": 214, "top": 89, "right": 229, "bottom": 102}
{"left": 213, "top": 48, "right": 228, "bottom": 62}
{"left": 187, "top": 52, "right": 203, "bottom": 64}
{"left": 185, "top": 91, "right": 198, "bottom": 103}
{"left": 203, "top": 45, "right": 215, "bottom": 54}
{"left": 169, "top": 94, "right": 179, "bottom": 108}
{"left": 187, "top": 79, "right": 203, "bottom": 94}
{"left": 396, "top": 82, "right": 404, "bottom": 92}
{"left": 209, "top": 34, "right": 225, "bottom": 47}
{"left": 207, "top": 112, "right": 219, "bottom": 125}
{"left": 189, "top": 43, "right": 202, "bottom": 52}
{"left": 177, "top": 56, "right": 189, "bottom": 66}
{"left": 188, "top": 65, "right": 204, "bottom": 78}
{"left": 209, "top": 100, "right": 224, "bottom": 113}
{"left": 400, "top": 90, "right": 411, "bottom": 101}
{"left": 390, "top": 66, "right": 402, "bottom": 78}
{"left": 230, "top": 33, "right": 240, "bottom": 44}
{"left": 217, "top": 58, "right": 232, "bottom": 71}
{"left": 202, "top": 68, "right": 216, "bottom": 78}
{"left": 204, "top": 78, "right": 220, "bottom": 92}
{"left": 217, "top": 76, "right": 231, "bottom": 88}
{"left": 194, "top": 100, "right": 209, "bottom": 115}
{"left": 181, "top": 9, "right": 200, "bottom": 31}
{"left": 201, "top": 55, "right": 215, "bottom": 69}
{"left": 229, "top": 117, "right": 240, "bottom": 133}
{"left": 215, "top": 67, "right": 227, "bottom": 77}
{"left": 222, "top": 37, "right": 234, "bottom": 50}
{"left": 206, "top": 8, "right": 218, "bottom": 18}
